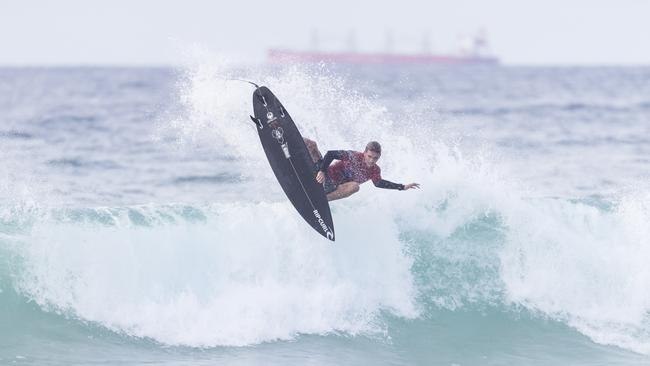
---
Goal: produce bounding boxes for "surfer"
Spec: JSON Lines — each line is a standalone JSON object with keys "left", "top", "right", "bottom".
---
{"left": 304, "top": 138, "right": 420, "bottom": 201}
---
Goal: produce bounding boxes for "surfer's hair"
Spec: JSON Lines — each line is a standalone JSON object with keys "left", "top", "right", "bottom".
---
{"left": 365, "top": 141, "right": 381, "bottom": 154}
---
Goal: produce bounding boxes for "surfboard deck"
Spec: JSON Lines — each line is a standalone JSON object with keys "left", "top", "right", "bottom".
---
{"left": 251, "top": 86, "right": 335, "bottom": 241}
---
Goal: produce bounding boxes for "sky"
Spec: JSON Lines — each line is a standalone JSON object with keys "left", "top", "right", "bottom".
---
{"left": 1, "top": 0, "right": 649, "bottom": 66}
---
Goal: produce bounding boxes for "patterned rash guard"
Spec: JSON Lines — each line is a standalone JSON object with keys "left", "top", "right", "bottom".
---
{"left": 319, "top": 150, "right": 404, "bottom": 190}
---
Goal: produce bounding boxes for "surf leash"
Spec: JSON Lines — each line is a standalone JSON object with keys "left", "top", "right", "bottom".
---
{"left": 229, "top": 78, "right": 259, "bottom": 88}
{"left": 214, "top": 76, "right": 260, "bottom": 89}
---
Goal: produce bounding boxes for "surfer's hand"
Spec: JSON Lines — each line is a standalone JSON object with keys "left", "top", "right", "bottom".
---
{"left": 403, "top": 183, "right": 420, "bottom": 190}
{"left": 316, "top": 171, "right": 325, "bottom": 184}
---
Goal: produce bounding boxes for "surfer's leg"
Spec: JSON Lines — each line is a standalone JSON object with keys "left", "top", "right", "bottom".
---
{"left": 303, "top": 138, "right": 322, "bottom": 163}
{"left": 326, "top": 182, "right": 360, "bottom": 201}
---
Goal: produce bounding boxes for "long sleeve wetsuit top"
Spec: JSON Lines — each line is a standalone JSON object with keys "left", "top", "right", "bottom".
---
{"left": 319, "top": 150, "right": 404, "bottom": 190}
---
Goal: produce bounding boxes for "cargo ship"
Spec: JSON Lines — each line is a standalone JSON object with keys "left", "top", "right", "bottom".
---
{"left": 268, "top": 31, "right": 499, "bottom": 65}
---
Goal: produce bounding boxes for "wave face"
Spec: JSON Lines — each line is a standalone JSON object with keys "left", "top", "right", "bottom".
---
{"left": 2, "top": 64, "right": 650, "bottom": 365}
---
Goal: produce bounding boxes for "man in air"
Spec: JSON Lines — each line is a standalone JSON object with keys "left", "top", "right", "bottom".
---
{"left": 304, "top": 138, "right": 420, "bottom": 201}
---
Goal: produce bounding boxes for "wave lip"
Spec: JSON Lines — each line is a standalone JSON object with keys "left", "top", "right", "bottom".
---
{"left": 498, "top": 193, "right": 650, "bottom": 355}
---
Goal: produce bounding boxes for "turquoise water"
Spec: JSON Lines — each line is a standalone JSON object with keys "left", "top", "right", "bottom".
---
{"left": 1, "top": 65, "right": 650, "bottom": 365}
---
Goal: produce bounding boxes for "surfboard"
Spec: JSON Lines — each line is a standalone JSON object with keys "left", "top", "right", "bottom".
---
{"left": 250, "top": 86, "right": 335, "bottom": 241}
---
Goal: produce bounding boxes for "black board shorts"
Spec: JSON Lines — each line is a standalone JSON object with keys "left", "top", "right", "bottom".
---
{"left": 323, "top": 174, "right": 338, "bottom": 194}
{"left": 313, "top": 160, "right": 337, "bottom": 195}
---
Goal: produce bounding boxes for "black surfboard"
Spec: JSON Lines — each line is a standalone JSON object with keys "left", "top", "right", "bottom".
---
{"left": 250, "top": 86, "right": 335, "bottom": 241}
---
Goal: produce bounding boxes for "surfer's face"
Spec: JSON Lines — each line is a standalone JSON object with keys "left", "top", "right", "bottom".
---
{"left": 363, "top": 150, "right": 381, "bottom": 167}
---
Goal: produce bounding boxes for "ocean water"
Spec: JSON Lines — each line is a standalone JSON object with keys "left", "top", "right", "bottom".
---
{"left": 1, "top": 63, "right": 650, "bottom": 365}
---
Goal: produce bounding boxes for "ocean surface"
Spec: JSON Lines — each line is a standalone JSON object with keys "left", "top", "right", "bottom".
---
{"left": 1, "top": 63, "right": 650, "bottom": 365}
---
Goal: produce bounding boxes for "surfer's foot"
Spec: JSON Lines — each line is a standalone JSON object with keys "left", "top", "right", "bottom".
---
{"left": 326, "top": 182, "right": 360, "bottom": 201}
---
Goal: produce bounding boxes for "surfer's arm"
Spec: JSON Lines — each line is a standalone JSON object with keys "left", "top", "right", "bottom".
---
{"left": 373, "top": 179, "right": 405, "bottom": 190}
{"left": 319, "top": 150, "right": 350, "bottom": 172}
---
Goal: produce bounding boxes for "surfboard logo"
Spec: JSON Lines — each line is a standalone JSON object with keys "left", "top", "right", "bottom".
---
{"left": 271, "top": 127, "right": 284, "bottom": 143}
{"left": 313, "top": 209, "right": 334, "bottom": 239}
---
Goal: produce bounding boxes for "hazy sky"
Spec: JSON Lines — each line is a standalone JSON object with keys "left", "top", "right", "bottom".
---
{"left": 1, "top": 0, "right": 649, "bottom": 65}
